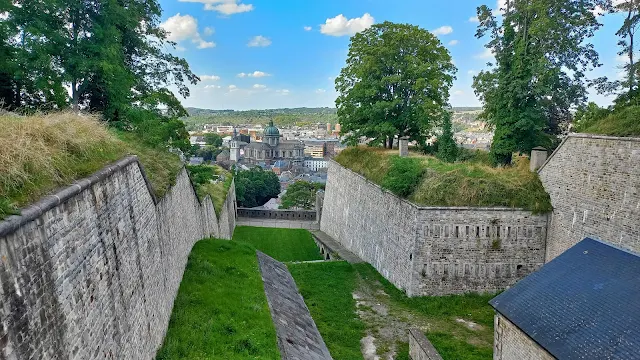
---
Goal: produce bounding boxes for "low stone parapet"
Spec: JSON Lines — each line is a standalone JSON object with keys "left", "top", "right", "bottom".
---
{"left": 409, "top": 329, "right": 443, "bottom": 360}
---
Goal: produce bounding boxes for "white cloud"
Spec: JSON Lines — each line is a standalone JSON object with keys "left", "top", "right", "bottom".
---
{"left": 276, "top": 89, "right": 290, "bottom": 95}
{"left": 203, "top": 27, "right": 214, "bottom": 36}
{"left": 238, "top": 71, "right": 270, "bottom": 78}
{"left": 468, "top": 70, "right": 476, "bottom": 75}
{"left": 453, "top": 90, "right": 465, "bottom": 96}
{"left": 248, "top": 35, "right": 272, "bottom": 47}
{"left": 320, "top": 13, "right": 374, "bottom": 37}
{"left": 200, "top": 75, "right": 220, "bottom": 81}
{"left": 304, "top": 26, "right": 312, "bottom": 31}
{"left": 432, "top": 26, "right": 453, "bottom": 36}
{"left": 179, "top": 0, "right": 254, "bottom": 15}
{"left": 448, "top": 40, "right": 459, "bottom": 46}
{"left": 316, "top": 89, "right": 327, "bottom": 94}
{"left": 160, "top": 13, "right": 216, "bottom": 49}
{"left": 197, "top": 41, "right": 215, "bottom": 49}
{"left": 475, "top": 48, "right": 494, "bottom": 59}
{"left": 469, "top": 16, "right": 479, "bottom": 23}
{"left": 228, "top": 85, "right": 238, "bottom": 92}
{"left": 253, "top": 84, "right": 267, "bottom": 89}
{"left": 204, "top": 85, "right": 221, "bottom": 89}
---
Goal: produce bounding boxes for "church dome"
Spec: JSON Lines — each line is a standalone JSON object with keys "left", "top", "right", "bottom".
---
{"left": 264, "top": 120, "right": 280, "bottom": 136}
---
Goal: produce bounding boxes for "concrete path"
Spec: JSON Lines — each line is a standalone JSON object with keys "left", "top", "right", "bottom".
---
{"left": 310, "top": 230, "right": 364, "bottom": 264}
{"left": 257, "top": 251, "right": 333, "bottom": 360}
{"left": 238, "top": 217, "right": 320, "bottom": 230}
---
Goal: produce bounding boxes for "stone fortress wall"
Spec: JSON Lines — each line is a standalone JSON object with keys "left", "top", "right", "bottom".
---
{"left": 0, "top": 156, "right": 236, "bottom": 360}
{"left": 320, "top": 160, "right": 548, "bottom": 297}
{"left": 538, "top": 133, "right": 640, "bottom": 261}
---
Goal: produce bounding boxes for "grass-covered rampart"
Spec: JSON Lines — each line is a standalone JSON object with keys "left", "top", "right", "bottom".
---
{"left": 334, "top": 147, "right": 552, "bottom": 213}
{"left": 0, "top": 112, "right": 182, "bottom": 219}
{"left": 575, "top": 105, "right": 640, "bottom": 137}
{"left": 186, "top": 164, "right": 233, "bottom": 215}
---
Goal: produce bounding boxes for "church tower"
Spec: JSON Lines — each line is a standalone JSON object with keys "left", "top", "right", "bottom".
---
{"left": 230, "top": 128, "right": 241, "bottom": 162}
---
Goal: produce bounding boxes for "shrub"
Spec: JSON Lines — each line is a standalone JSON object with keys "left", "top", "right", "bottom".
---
{"left": 381, "top": 156, "right": 425, "bottom": 197}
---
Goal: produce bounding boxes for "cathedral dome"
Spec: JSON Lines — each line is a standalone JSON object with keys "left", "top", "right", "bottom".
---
{"left": 264, "top": 120, "right": 280, "bottom": 136}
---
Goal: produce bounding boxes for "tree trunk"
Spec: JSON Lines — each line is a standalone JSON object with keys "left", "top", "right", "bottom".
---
{"left": 72, "top": 79, "right": 79, "bottom": 111}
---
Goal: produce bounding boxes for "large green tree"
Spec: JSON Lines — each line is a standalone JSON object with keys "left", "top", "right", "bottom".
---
{"left": 1, "top": 0, "right": 198, "bottom": 149}
{"left": 473, "top": 0, "right": 607, "bottom": 165}
{"left": 335, "top": 21, "right": 456, "bottom": 149}
{"left": 280, "top": 181, "right": 324, "bottom": 210}
{"left": 235, "top": 168, "right": 281, "bottom": 208}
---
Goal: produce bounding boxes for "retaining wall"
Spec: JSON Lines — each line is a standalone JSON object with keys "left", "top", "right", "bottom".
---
{"left": 409, "top": 329, "right": 443, "bottom": 360}
{"left": 539, "top": 134, "right": 640, "bottom": 260}
{"left": 237, "top": 208, "right": 316, "bottom": 221}
{"left": 0, "top": 156, "right": 236, "bottom": 360}
{"left": 320, "top": 160, "right": 547, "bottom": 296}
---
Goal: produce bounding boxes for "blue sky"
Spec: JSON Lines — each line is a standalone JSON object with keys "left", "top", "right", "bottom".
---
{"left": 159, "top": 0, "right": 626, "bottom": 110}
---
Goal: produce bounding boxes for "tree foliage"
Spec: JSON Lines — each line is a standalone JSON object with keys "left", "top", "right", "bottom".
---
{"left": 436, "top": 113, "right": 459, "bottom": 163}
{"left": 473, "top": 0, "right": 606, "bottom": 165}
{"left": 204, "top": 133, "right": 223, "bottom": 147}
{"left": 0, "top": 0, "right": 198, "bottom": 151}
{"left": 280, "top": 181, "right": 324, "bottom": 210}
{"left": 235, "top": 168, "right": 281, "bottom": 208}
{"left": 336, "top": 21, "right": 456, "bottom": 149}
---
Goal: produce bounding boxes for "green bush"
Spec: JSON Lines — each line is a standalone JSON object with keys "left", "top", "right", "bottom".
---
{"left": 186, "top": 165, "right": 216, "bottom": 186}
{"left": 381, "top": 156, "right": 425, "bottom": 197}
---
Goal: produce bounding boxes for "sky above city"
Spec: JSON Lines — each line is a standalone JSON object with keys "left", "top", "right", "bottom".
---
{"left": 158, "top": 0, "right": 627, "bottom": 110}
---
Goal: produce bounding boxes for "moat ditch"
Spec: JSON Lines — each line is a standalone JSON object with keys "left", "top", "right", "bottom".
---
{"left": 159, "top": 226, "right": 495, "bottom": 360}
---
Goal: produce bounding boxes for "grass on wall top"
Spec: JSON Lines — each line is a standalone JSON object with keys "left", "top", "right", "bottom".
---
{"left": 334, "top": 147, "right": 552, "bottom": 213}
{"left": 576, "top": 105, "right": 640, "bottom": 137}
{"left": 187, "top": 164, "right": 233, "bottom": 215}
{"left": 0, "top": 112, "right": 182, "bottom": 219}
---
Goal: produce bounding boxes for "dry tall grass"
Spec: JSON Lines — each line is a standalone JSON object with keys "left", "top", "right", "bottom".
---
{"left": 0, "top": 112, "right": 182, "bottom": 218}
{"left": 334, "top": 146, "right": 552, "bottom": 213}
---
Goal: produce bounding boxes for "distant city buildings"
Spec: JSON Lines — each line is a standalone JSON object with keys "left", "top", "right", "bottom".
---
{"left": 304, "top": 158, "right": 328, "bottom": 172}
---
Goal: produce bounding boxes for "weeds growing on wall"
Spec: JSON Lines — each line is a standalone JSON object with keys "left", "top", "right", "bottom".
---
{"left": 0, "top": 112, "right": 182, "bottom": 220}
{"left": 335, "top": 147, "right": 552, "bottom": 213}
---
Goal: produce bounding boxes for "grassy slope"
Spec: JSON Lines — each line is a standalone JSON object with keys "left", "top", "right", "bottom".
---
{"left": 335, "top": 147, "right": 552, "bottom": 213}
{"left": 232, "top": 226, "right": 323, "bottom": 262}
{"left": 288, "top": 262, "right": 367, "bottom": 360}
{"left": 290, "top": 261, "right": 495, "bottom": 360}
{"left": 0, "top": 113, "right": 182, "bottom": 219}
{"left": 354, "top": 264, "right": 494, "bottom": 360}
{"left": 156, "top": 239, "right": 280, "bottom": 359}
{"left": 578, "top": 105, "right": 640, "bottom": 137}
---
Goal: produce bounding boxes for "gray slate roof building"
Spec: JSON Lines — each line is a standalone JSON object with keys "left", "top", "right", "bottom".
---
{"left": 489, "top": 238, "right": 640, "bottom": 360}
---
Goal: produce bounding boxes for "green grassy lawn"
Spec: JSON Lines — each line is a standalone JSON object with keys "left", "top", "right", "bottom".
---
{"left": 288, "top": 262, "right": 367, "bottom": 360}
{"left": 232, "top": 226, "right": 323, "bottom": 262}
{"left": 156, "top": 239, "right": 279, "bottom": 360}
{"left": 354, "top": 264, "right": 495, "bottom": 360}
{"left": 289, "top": 260, "right": 495, "bottom": 360}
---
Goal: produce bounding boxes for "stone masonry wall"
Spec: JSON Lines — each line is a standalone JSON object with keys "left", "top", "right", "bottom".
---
{"left": 413, "top": 208, "right": 547, "bottom": 296}
{"left": 539, "top": 134, "right": 640, "bottom": 261}
{"left": 493, "top": 314, "right": 554, "bottom": 360}
{"left": 321, "top": 160, "right": 417, "bottom": 293}
{"left": 321, "top": 160, "right": 547, "bottom": 296}
{"left": 0, "top": 156, "right": 236, "bottom": 360}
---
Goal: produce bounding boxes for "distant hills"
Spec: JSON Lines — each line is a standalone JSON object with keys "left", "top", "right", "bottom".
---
{"left": 182, "top": 106, "right": 482, "bottom": 131}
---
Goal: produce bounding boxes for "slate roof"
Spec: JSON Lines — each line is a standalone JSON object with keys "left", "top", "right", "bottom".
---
{"left": 489, "top": 238, "right": 640, "bottom": 360}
